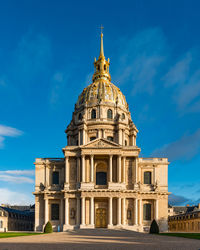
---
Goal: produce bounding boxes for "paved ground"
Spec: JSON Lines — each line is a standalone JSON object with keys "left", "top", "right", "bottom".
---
{"left": 0, "top": 229, "right": 200, "bottom": 250}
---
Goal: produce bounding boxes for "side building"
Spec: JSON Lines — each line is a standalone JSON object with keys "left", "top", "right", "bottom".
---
{"left": 0, "top": 205, "right": 34, "bottom": 232}
{"left": 168, "top": 204, "right": 200, "bottom": 232}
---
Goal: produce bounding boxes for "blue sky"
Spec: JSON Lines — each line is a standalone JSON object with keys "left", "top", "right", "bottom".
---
{"left": 0, "top": 0, "right": 200, "bottom": 206}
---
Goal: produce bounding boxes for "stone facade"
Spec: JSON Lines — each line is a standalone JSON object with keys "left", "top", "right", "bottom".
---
{"left": 168, "top": 204, "right": 200, "bottom": 232}
{"left": 33, "top": 32, "right": 170, "bottom": 233}
{"left": 0, "top": 206, "right": 34, "bottom": 232}
{"left": 169, "top": 210, "right": 200, "bottom": 232}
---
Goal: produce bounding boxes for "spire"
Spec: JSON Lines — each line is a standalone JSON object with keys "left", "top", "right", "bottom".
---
{"left": 92, "top": 26, "right": 111, "bottom": 82}
{"left": 99, "top": 25, "right": 104, "bottom": 58}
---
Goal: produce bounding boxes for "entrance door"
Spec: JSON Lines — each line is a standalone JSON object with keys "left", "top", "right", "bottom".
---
{"left": 95, "top": 208, "right": 107, "bottom": 228}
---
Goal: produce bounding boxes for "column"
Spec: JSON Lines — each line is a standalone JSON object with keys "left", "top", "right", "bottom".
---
{"left": 90, "top": 155, "right": 94, "bottom": 182}
{"left": 122, "top": 129, "right": 125, "bottom": 145}
{"left": 139, "top": 199, "right": 142, "bottom": 225}
{"left": 65, "top": 197, "right": 69, "bottom": 225}
{"left": 109, "top": 197, "right": 113, "bottom": 226}
{"left": 82, "top": 155, "right": 85, "bottom": 182}
{"left": 123, "top": 157, "right": 126, "bottom": 183}
{"left": 117, "top": 198, "right": 121, "bottom": 225}
{"left": 81, "top": 197, "right": 85, "bottom": 225}
{"left": 76, "top": 197, "right": 80, "bottom": 225}
{"left": 109, "top": 155, "right": 113, "bottom": 182}
{"left": 45, "top": 199, "right": 48, "bottom": 224}
{"left": 77, "top": 157, "right": 80, "bottom": 183}
{"left": 83, "top": 129, "right": 85, "bottom": 145}
{"left": 122, "top": 198, "right": 126, "bottom": 226}
{"left": 65, "top": 156, "right": 69, "bottom": 183}
{"left": 78, "top": 130, "right": 81, "bottom": 146}
{"left": 135, "top": 160, "right": 138, "bottom": 184}
{"left": 90, "top": 197, "right": 94, "bottom": 226}
{"left": 134, "top": 198, "right": 138, "bottom": 225}
{"left": 44, "top": 166, "right": 47, "bottom": 187}
{"left": 118, "top": 155, "right": 121, "bottom": 183}
{"left": 155, "top": 199, "right": 158, "bottom": 221}
{"left": 118, "top": 129, "right": 122, "bottom": 145}
{"left": 60, "top": 198, "right": 64, "bottom": 226}
{"left": 131, "top": 135, "right": 134, "bottom": 146}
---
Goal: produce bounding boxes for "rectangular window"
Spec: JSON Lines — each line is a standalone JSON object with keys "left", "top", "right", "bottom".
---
{"left": 52, "top": 171, "right": 59, "bottom": 185}
{"left": 143, "top": 204, "right": 151, "bottom": 221}
{"left": 144, "top": 172, "right": 151, "bottom": 184}
{"left": 51, "top": 204, "right": 59, "bottom": 220}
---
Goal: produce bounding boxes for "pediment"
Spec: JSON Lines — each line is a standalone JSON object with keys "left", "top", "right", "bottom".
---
{"left": 82, "top": 138, "right": 121, "bottom": 148}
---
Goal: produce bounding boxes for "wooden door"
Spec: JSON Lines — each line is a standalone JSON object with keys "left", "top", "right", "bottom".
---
{"left": 95, "top": 208, "right": 107, "bottom": 228}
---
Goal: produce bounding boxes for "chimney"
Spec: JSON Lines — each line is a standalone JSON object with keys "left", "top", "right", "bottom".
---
{"left": 198, "top": 203, "right": 200, "bottom": 209}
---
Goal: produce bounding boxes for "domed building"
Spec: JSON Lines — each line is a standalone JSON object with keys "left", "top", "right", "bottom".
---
{"left": 34, "top": 32, "right": 169, "bottom": 232}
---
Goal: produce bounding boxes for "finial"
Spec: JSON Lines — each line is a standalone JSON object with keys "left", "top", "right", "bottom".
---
{"left": 99, "top": 25, "right": 104, "bottom": 58}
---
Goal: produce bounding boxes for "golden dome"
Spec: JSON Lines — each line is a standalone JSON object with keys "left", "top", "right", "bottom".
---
{"left": 76, "top": 80, "right": 128, "bottom": 109}
{"left": 76, "top": 30, "right": 128, "bottom": 110}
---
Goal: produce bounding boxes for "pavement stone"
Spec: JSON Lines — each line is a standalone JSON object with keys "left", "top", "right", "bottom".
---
{"left": 0, "top": 229, "right": 200, "bottom": 250}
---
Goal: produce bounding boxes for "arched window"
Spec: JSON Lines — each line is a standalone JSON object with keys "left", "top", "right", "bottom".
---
{"left": 121, "top": 113, "right": 125, "bottom": 120}
{"left": 104, "top": 64, "right": 106, "bottom": 71}
{"left": 143, "top": 204, "right": 151, "bottom": 221}
{"left": 125, "top": 140, "right": 127, "bottom": 146}
{"left": 107, "top": 109, "right": 113, "bottom": 119}
{"left": 91, "top": 109, "right": 96, "bottom": 119}
{"left": 0, "top": 220, "right": 3, "bottom": 228}
{"left": 78, "top": 113, "right": 82, "bottom": 120}
{"left": 144, "top": 171, "right": 151, "bottom": 184}
{"left": 52, "top": 171, "right": 59, "bottom": 185}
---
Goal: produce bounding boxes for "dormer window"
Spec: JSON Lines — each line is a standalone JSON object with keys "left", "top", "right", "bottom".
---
{"left": 91, "top": 109, "right": 96, "bottom": 119}
{"left": 121, "top": 113, "right": 125, "bottom": 120}
{"left": 78, "top": 113, "right": 82, "bottom": 120}
{"left": 107, "top": 109, "right": 113, "bottom": 119}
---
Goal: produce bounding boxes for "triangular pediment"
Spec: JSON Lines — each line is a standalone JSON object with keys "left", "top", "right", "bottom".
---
{"left": 82, "top": 138, "right": 121, "bottom": 148}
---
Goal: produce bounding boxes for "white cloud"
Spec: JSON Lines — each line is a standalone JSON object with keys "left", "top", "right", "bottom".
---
{"left": 168, "top": 193, "right": 189, "bottom": 206}
{"left": 0, "top": 170, "right": 34, "bottom": 176}
{"left": 0, "top": 188, "right": 34, "bottom": 205}
{"left": 163, "top": 49, "right": 200, "bottom": 113}
{"left": 0, "top": 125, "right": 23, "bottom": 149}
{"left": 0, "top": 125, "right": 22, "bottom": 137}
{"left": 0, "top": 174, "right": 34, "bottom": 184}
{"left": 151, "top": 128, "right": 200, "bottom": 161}
{"left": 113, "top": 27, "right": 167, "bottom": 96}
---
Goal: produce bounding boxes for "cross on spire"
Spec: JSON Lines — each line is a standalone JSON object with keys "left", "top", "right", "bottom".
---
{"left": 100, "top": 25, "right": 104, "bottom": 35}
